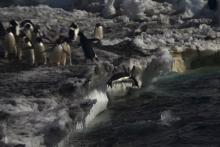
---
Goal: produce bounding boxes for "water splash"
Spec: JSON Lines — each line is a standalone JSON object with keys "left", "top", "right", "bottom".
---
{"left": 84, "top": 90, "right": 109, "bottom": 127}
{"left": 160, "top": 110, "right": 180, "bottom": 126}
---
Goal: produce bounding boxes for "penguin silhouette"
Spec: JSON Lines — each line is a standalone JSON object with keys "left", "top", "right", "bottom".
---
{"left": 107, "top": 66, "right": 139, "bottom": 88}
{"left": 0, "top": 21, "right": 6, "bottom": 58}
{"left": 78, "top": 32, "right": 99, "bottom": 62}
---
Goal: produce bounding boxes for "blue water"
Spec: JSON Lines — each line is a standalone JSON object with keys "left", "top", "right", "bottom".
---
{"left": 71, "top": 67, "right": 220, "bottom": 147}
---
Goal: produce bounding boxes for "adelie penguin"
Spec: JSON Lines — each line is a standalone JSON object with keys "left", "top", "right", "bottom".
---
{"left": 107, "top": 66, "right": 139, "bottom": 88}
{"left": 3, "top": 26, "right": 17, "bottom": 60}
{"left": 60, "top": 37, "right": 72, "bottom": 66}
{"left": 78, "top": 31, "right": 99, "bottom": 62}
{"left": 23, "top": 23, "right": 34, "bottom": 41}
{"left": 17, "top": 31, "right": 26, "bottom": 61}
{"left": 69, "top": 23, "right": 79, "bottom": 41}
{"left": 49, "top": 36, "right": 65, "bottom": 66}
{"left": 22, "top": 37, "right": 35, "bottom": 66}
{"left": 34, "top": 37, "right": 47, "bottom": 65}
{"left": 94, "top": 23, "right": 104, "bottom": 40}
{"left": 9, "top": 19, "right": 20, "bottom": 37}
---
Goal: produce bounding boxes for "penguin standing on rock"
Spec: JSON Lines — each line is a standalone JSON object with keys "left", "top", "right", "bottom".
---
{"left": 3, "top": 27, "right": 17, "bottom": 60}
{"left": 22, "top": 37, "right": 35, "bottom": 66}
{"left": 34, "top": 37, "right": 47, "bottom": 65}
{"left": 23, "top": 23, "right": 34, "bottom": 41}
{"left": 9, "top": 20, "right": 20, "bottom": 37}
{"left": 49, "top": 36, "right": 65, "bottom": 66}
{"left": 78, "top": 32, "right": 99, "bottom": 62}
{"left": 69, "top": 23, "right": 79, "bottom": 41}
{"left": 94, "top": 23, "right": 104, "bottom": 40}
{"left": 60, "top": 38, "right": 72, "bottom": 66}
{"left": 17, "top": 31, "right": 26, "bottom": 61}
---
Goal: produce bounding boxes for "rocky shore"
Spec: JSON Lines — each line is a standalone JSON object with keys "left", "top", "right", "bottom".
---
{"left": 0, "top": 1, "right": 220, "bottom": 146}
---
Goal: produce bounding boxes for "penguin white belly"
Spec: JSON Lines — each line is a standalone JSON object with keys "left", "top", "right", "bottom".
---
{"left": 60, "top": 49, "right": 67, "bottom": 66}
{"left": 22, "top": 42, "right": 35, "bottom": 65}
{"left": 74, "top": 28, "right": 79, "bottom": 41}
{"left": 35, "top": 43, "right": 47, "bottom": 65}
{"left": 49, "top": 45, "right": 63, "bottom": 66}
{"left": 95, "top": 27, "right": 104, "bottom": 40}
{"left": 4, "top": 32, "right": 17, "bottom": 58}
{"left": 24, "top": 30, "right": 32, "bottom": 40}
{"left": 61, "top": 42, "right": 72, "bottom": 66}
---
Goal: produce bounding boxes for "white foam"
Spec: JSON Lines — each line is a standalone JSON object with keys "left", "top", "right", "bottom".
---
{"left": 168, "top": 0, "right": 206, "bottom": 17}
{"left": 84, "top": 90, "right": 108, "bottom": 127}
{"left": 107, "top": 82, "right": 133, "bottom": 98}
{"left": 160, "top": 110, "right": 180, "bottom": 126}
{"left": 121, "top": 0, "right": 156, "bottom": 20}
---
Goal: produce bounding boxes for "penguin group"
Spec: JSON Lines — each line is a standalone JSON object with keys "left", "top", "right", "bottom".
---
{"left": 0, "top": 19, "right": 105, "bottom": 66}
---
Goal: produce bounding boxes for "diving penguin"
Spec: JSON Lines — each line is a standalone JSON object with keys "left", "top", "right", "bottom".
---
{"left": 78, "top": 31, "right": 99, "bottom": 62}
{"left": 107, "top": 66, "right": 139, "bottom": 88}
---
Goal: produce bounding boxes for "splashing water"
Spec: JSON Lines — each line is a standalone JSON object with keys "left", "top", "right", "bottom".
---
{"left": 160, "top": 110, "right": 181, "bottom": 126}
{"left": 84, "top": 90, "right": 109, "bottom": 127}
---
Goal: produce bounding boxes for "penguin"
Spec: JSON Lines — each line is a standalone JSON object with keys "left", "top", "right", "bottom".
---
{"left": 32, "top": 25, "right": 42, "bottom": 42}
{"left": 17, "top": 31, "right": 26, "bottom": 61}
{"left": 60, "top": 38, "right": 72, "bottom": 66}
{"left": 22, "top": 37, "right": 35, "bottom": 65}
{"left": 94, "top": 23, "right": 104, "bottom": 40}
{"left": 9, "top": 19, "right": 20, "bottom": 37}
{"left": 34, "top": 37, "right": 47, "bottom": 65}
{"left": 107, "top": 66, "right": 139, "bottom": 88}
{"left": 69, "top": 23, "right": 79, "bottom": 41}
{"left": 78, "top": 32, "right": 99, "bottom": 62}
{"left": 0, "top": 21, "right": 6, "bottom": 58}
{"left": 3, "top": 27, "right": 17, "bottom": 60}
{"left": 48, "top": 36, "right": 64, "bottom": 66}
{"left": 23, "top": 23, "right": 34, "bottom": 40}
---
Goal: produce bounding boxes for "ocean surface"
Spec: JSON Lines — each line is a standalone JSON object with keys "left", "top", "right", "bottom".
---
{"left": 71, "top": 67, "right": 220, "bottom": 147}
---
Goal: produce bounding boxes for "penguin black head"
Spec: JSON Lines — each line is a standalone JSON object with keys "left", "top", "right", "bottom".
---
{"left": 19, "top": 31, "right": 26, "bottom": 38}
{"left": 34, "top": 25, "right": 40, "bottom": 33}
{"left": 70, "top": 23, "right": 78, "bottom": 29}
{"left": 20, "top": 19, "right": 34, "bottom": 28}
{"left": 9, "top": 19, "right": 19, "bottom": 27}
{"left": 95, "top": 23, "right": 102, "bottom": 27}
{"left": 24, "top": 23, "right": 32, "bottom": 30}
{"left": 56, "top": 35, "right": 65, "bottom": 44}
{"left": 24, "top": 37, "right": 31, "bottom": 43}
{"left": 36, "top": 37, "right": 43, "bottom": 43}
{"left": 6, "top": 27, "right": 13, "bottom": 33}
